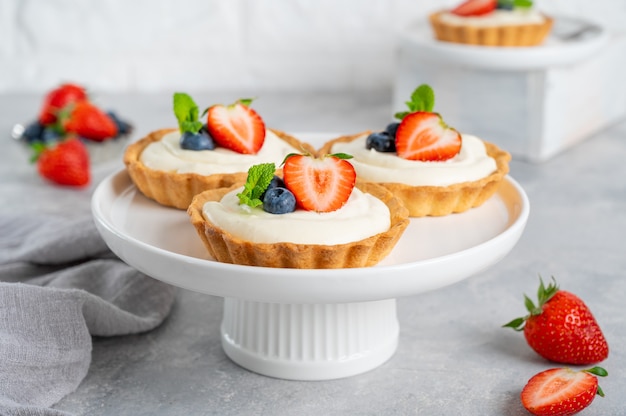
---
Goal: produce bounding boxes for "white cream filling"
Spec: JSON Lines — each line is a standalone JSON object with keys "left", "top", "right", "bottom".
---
{"left": 139, "top": 130, "right": 300, "bottom": 175}
{"left": 330, "top": 134, "right": 496, "bottom": 187}
{"left": 439, "top": 9, "right": 545, "bottom": 27}
{"left": 202, "top": 187, "right": 391, "bottom": 245}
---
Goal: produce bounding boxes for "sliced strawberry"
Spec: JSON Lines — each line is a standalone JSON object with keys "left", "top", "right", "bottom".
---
{"left": 521, "top": 367, "right": 607, "bottom": 416}
{"left": 35, "top": 137, "right": 90, "bottom": 187}
{"left": 63, "top": 101, "right": 118, "bottom": 142}
{"left": 206, "top": 101, "right": 266, "bottom": 154}
{"left": 395, "top": 112, "right": 461, "bottom": 161}
{"left": 451, "top": 0, "right": 497, "bottom": 16}
{"left": 283, "top": 154, "right": 356, "bottom": 213}
{"left": 38, "top": 83, "right": 88, "bottom": 126}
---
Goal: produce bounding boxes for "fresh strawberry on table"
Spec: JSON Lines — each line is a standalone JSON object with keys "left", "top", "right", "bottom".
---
{"left": 503, "top": 277, "right": 609, "bottom": 365}
{"left": 33, "top": 136, "right": 90, "bottom": 187}
{"left": 63, "top": 100, "right": 119, "bottom": 142}
{"left": 205, "top": 98, "right": 266, "bottom": 154}
{"left": 283, "top": 153, "right": 356, "bottom": 213}
{"left": 451, "top": 0, "right": 497, "bottom": 16}
{"left": 394, "top": 84, "right": 462, "bottom": 161}
{"left": 38, "top": 83, "right": 88, "bottom": 126}
{"left": 521, "top": 366, "right": 607, "bottom": 416}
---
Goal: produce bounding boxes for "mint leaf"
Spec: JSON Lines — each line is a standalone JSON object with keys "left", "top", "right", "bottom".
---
{"left": 395, "top": 84, "right": 435, "bottom": 120}
{"left": 514, "top": 0, "right": 533, "bottom": 8}
{"left": 173, "top": 92, "right": 203, "bottom": 133}
{"left": 237, "top": 163, "right": 276, "bottom": 208}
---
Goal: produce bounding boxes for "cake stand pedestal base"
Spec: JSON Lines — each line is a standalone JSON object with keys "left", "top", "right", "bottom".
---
{"left": 221, "top": 297, "right": 399, "bottom": 380}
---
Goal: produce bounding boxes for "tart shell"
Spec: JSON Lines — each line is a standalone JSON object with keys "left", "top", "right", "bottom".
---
{"left": 318, "top": 132, "right": 511, "bottom": 217}
{"left": 123, "top": 128, "right": 313, "bottom": 210}
{"left": 187, "top": 181, "right": 410, "bottom": 269}
{"left": 429, "top": 11, "right": 553, "bottom": 47}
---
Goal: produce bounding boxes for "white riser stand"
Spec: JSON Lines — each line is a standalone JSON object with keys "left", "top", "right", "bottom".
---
{"left": 221, "top": 298, "right": 399, "bottom": 380}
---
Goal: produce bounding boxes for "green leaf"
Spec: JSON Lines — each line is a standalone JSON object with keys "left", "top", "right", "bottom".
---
{"left": 502, "top": 317, "right": 526, "bottom": 331}
{"left": 329, "top": 152, "right": 353, "bottom": 160}
{"left": 237, "top": 163, "right": 276, "bottom": 208}
{"left": 585, "top": 366, "right": 609, "bottom": 378}
{"left": 524, "top": 294, "right": 538, "bottom": 315}
{"left": 238, "top": 98, "right": 254, "bottom": 107}
{"left": 514, "top": 0, "right": 533, "bottom": 8}
{"left": 173, "top": 92, "right": 202, "bottom": 134}
{"left": 395, "top": 84, "right": 435, "bottom": 120}
{"left": 394, "top": 111, "right": 410, "bottom": 121}
{"left": 411, "top": 84, "right": 435, "bottom": 112}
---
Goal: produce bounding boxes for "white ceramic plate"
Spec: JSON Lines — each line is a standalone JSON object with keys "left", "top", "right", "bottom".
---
{"left": 92, "top": 169, "right": 529, "bottom": 304}
{"left": 400, "top": 15, "right": 609, "bottom": 70}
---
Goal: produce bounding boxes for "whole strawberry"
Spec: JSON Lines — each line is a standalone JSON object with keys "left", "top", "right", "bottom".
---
{"left": 38, "top": 83, "right": 88, "bottom": 126}
{"left": 521, "top": 366, "right": 607, "bottom": 416}
{"left": 63, "top": 100, "right": 118, "bottom": 142}
{"left": 33, "top": 137, "right": 90, "bottom": 187}
{"left": 504, "top": 277, "right": 609, "bottom": 365}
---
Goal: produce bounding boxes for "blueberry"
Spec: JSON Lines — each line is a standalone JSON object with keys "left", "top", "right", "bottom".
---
{"left": 496, "top": 1, "right": 514, "bottom": 10}
{"left": 385, "top": 122, "right": 400, "bottom": 139}
{"left": 260, "top": 175, "right": 285, "bottom": 200}
{"left": 21, "top": 121, "right": 45, "bottom": 143}
{"left": 366, "top": 131, "right": 396, "bottom": 152}
{"left": 41, "top": 128, "right": 61, "bottom": 144}
{"left": 180, "top": 131, "right": 215, "bottom": 150}
{"left": 106, "top": 111, "right": 133, "bottom": 136}
{"left": 263, "top": 187, "right": 296, "bottom": 214}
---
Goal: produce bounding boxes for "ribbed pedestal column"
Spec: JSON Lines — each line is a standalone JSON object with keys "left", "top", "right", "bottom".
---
{"left": 221, "top": 298, "right": 398, "bottom": 380}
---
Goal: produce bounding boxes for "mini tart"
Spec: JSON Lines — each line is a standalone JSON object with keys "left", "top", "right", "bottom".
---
{"left": 123, "top": 128, "right": 312, "bottom": 210}
{"left": 319, "top": 132, "right": 511, "bottom": 217}
{"left": 187, "top": 181, "right": 410, "bottom": 269}
{"left": 429, "top": 11, "right": 553, "bottom": 47}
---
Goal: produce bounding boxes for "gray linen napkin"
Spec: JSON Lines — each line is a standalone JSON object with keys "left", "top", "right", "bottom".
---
{"left": 0, "top": 214, "right": 177, "bottom": 415}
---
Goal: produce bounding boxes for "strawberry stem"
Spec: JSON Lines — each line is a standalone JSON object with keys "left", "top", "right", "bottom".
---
{"left": 583, "top": 366, "right": 608, "bottom": 398}
{"left": 584, "top": 366, "right": 608, "bottom": 377}
{"left": 502, "top": 275, "right": 560, "bottom": 330}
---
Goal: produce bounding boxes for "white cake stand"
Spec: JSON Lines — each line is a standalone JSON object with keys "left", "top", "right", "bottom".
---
{"left": 92, "top": 168, "right": 529, "bottom": 381}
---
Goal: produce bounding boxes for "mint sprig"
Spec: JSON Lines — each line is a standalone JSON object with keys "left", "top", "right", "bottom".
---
{"left": 173, "top": 92, "right": 203, "bottom": 134}
{"left": 394, "top": 84, "right": 435, "bottom": 120}
{"left": 237, "top": 163, "right": 276, "bottom": 208}
{"left": 498, "top": 0, "right": 533, "bottom": 9}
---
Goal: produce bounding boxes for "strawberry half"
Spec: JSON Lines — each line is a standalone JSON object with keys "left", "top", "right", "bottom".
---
{"left": 504, "top": 278, "right": 609, "bottom": 365}
{"left": 38, "top": 83, "right": 88, "bottom": 126}
{"left": 451, "top": 0, "right": 497, "bottom": 16}
{"left": 63, "top": 101, "right": 118, "bottom": 142}
{"left": 283, "top": 153, "right": 356, "bottom": 213}
{"left": 206, "top": 100, "right": 266, "bottom": 154}
{"left": 521, "top": 367, "right": 607, "bottom": 416}
{"left": 34, "top": 136, "right": 90, "bottom": 187}
{"left": 395, "top": 112, "right": 461, "bottom": 161}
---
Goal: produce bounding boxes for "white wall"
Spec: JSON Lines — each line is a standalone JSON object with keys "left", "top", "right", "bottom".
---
{"left": 0, "top": 0, "right": 624, "bottom": 93}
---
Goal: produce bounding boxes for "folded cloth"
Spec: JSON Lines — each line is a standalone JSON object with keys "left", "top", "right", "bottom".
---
{"left": 0, "top": 214, "right": 177, "bottom": 416}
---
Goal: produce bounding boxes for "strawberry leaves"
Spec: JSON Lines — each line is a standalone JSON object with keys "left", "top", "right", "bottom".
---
{"left": 173, "top": 92, "right": 203, "bottom": 134}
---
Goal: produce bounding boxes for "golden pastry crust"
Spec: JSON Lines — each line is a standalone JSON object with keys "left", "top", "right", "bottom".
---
{"left": 123, "top": 128, "right": 313, "bottom": 210}
{"left": 318, "top": 132, "right": 511, "bottom": 217}
{"left": 429, "top": 11, "right": 553, "bottom": 47}
{"left": 187, "top": 181, "right": 410, "bottom": 269}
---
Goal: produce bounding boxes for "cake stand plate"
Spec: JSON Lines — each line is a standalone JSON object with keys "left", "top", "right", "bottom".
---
{"left": 400, "top": 15, "right": 610, "bottom": 70}
{"left": 92, "top": 169, "right": 529, "bottom": 380}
